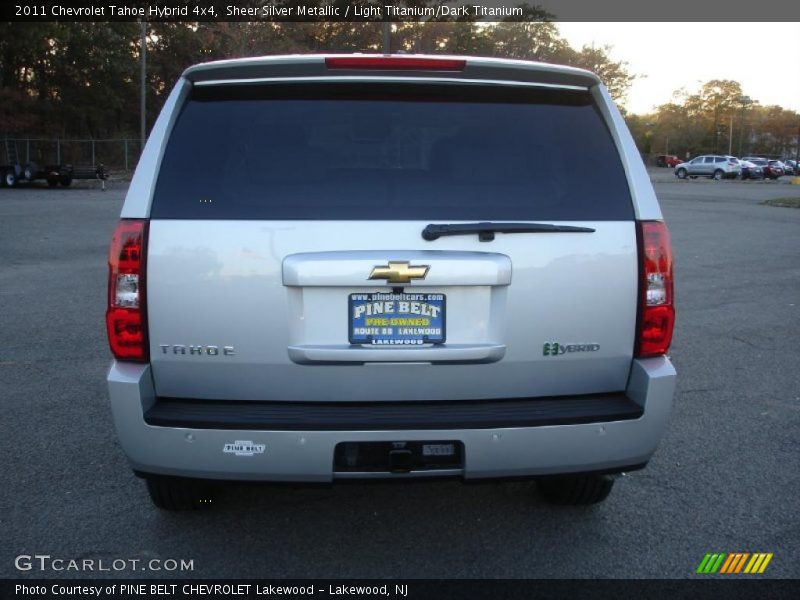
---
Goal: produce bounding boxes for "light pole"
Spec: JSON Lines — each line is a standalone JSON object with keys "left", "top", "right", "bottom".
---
{"left": 737, "top": 95, "right": 751, "bottom": 157}
{"left": 140, "top": 20, "right": 147, "bottom": 150}
{"left": 644, "top": 121, "right": 654, "bottom": 161}
{"left": 382, "top": 2, "right": 390, "bottom": 53}
{"left": 728, "top": 115, "right": 733, "bottom": 155}
{"left": 795, "top": 123, "right": 799, "bottom": 169}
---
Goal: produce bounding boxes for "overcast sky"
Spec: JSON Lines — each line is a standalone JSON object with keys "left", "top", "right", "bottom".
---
{"left": 557, "top": 22, "right": 800, "bottom": 115}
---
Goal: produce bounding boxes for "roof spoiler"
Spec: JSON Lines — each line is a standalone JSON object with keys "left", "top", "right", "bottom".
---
{"left": 182, "top": 54, "right": 601, "bottom": 89}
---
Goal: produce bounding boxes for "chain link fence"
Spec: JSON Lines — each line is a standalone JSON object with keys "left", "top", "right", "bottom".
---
{"left": 3, "top": 138, "right": 143, "bottom": 171}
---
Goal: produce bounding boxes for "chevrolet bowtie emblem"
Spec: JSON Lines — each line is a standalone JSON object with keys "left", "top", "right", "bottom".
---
{"left": 369, "top": 261, "right": 430, "bottom": 284}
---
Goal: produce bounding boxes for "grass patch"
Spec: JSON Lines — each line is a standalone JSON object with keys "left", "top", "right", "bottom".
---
{"left": 762, "top": 197, "right": 800, "bottom": 209}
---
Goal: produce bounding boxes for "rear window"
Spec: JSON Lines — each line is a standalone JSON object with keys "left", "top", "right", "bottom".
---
{"left": 151, "top": 83, "right": 633, "bottom": 221}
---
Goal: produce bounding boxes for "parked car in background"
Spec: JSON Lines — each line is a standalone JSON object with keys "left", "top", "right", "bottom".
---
{"left": 781, "top": 159, "right": 797, "bottom": 175}
{"left": 768, "top": 160, "right": 786, "bottom": 177}
{"left": 656, "top": 154, "right": 682, "bottom": 168}
{"left": 737, "top": 159, "right": 764, "bottom": 180}
{"left": 743, "top": 158, "right": 782, "bottom": 180}
{"left": 674, "top": 155, "right": 740, "bottom": 180}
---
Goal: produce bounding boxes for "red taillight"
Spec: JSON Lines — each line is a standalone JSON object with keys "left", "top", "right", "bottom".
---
{"left": 106, "top": 219, "right": 149, "bottom": 361}
{"left": 325, "top": 56, "right": 466, "bottom": 71}
{"left": 635, "top": 221, "right": 675, "bottom": 357}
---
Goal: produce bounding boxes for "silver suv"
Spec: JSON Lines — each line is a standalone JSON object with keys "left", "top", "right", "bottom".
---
{"left": 674, "top": 155, "right": 741, "bottom": 180}
{"left": 106, "top": 55, "right": 676, "bottom": 509}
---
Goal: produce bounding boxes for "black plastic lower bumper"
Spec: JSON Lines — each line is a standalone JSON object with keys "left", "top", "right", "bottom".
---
{"left": 144, "top": 393, "right": 643, "bottom": 431}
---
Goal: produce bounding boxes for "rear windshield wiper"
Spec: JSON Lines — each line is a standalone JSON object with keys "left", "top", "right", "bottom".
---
{"left": 422, "top": 222, "right": 596, "bottom": 242}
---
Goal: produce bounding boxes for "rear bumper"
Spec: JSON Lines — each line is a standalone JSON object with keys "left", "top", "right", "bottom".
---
{"left": 107, "top": 358, "right": 675, "bottom": 482}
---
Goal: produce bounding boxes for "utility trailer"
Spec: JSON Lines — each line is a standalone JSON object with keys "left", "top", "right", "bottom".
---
{"left": 2, "top": 138, "right": 107, "bottom": 188}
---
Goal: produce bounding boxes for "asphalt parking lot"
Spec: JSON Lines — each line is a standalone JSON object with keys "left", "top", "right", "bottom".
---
{"left": 1, "top": 178, "right": 799, "bottom": 579}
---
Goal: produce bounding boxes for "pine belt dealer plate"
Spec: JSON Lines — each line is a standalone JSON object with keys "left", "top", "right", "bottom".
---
{"left": 349, "top": 292, "right": 446, "bottom": 346}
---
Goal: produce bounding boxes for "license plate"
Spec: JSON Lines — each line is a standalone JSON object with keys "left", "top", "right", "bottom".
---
{"left": 422, "top": 443, "right": 456, "bottom": 457}
{"left": 349, "top": 292, "right": 445, "bottom": 345}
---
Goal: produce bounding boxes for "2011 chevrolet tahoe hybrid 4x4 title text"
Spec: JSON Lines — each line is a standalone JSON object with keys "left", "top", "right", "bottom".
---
{"left": 106, "top": 55, "right": 676, "bottom": 510}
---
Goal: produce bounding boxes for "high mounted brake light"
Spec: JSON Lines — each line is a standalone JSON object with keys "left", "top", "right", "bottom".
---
{"left": 106, "top": 219, "right": 149, "bottom": 361}
{"left": 635, "top": 221, "right": 675, "bottom": 357}
{"left": 325, "top": 57, "right": 466, "bottom": 71}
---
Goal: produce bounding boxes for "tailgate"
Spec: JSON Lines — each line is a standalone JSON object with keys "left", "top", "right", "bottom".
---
{"left": 147, "top": 220, "right": 637, "bottom": 401}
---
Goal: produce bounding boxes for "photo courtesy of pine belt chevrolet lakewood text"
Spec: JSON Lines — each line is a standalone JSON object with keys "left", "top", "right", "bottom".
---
{"left": 105, "top": 54, "right": 676, "bottom": 510}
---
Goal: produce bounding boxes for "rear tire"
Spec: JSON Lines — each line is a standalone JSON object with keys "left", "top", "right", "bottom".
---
{"left": 59, "top": 175, "right": 72, "bottom": 187}
{"left": 712, "top": 169, "right": 724, "bottom": 180}
{"left": 538, "top": 473, "right": 615, "bottom": 505}
{"left": 676, "top": 168, "right": 687, "bottom": 179}
{"left": 145, "top": 477, "right": 216, "bottom": 510}
{"left": 4, "top": 170, "right": 17, "bottom": 187}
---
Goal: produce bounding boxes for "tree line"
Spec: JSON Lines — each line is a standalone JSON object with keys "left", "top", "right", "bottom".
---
{"left": 0, "top": 14, "right": 634, "bottom": 138}
{"left": 627, "top": 79, "right": 799, "bottom": 160}
{"left": 1, "top": 16, "right": 796, "bottom": 162}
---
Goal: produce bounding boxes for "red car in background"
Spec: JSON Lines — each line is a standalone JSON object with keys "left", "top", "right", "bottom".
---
{"left": 656, "top": 154, "right": 683, "bottom": 168}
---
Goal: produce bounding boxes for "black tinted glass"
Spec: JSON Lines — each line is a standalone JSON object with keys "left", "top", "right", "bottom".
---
{"left": 152, "top": 83, "right": 633, "bottom": 220}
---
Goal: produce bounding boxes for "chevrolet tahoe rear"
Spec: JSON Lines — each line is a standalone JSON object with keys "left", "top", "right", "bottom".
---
{"left": 106, "top": 55, "right": 676, "bottom": 509}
